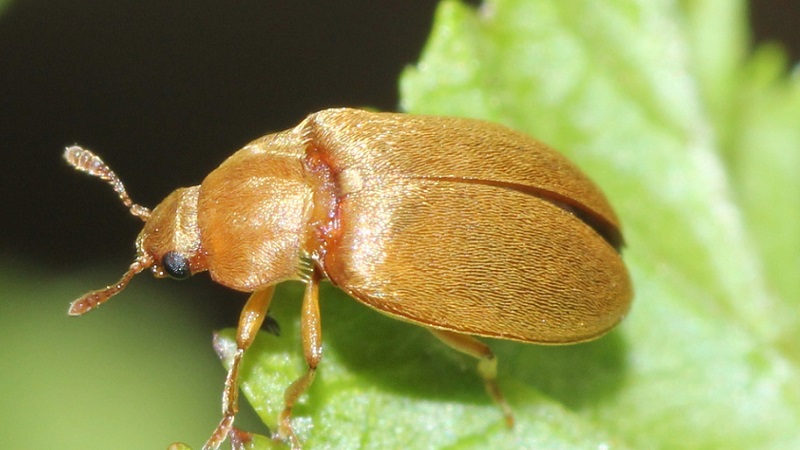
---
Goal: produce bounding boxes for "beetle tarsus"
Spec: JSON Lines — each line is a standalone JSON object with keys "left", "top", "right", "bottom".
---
{"left": 427, "top": 328, "right": 516, "bottom": 428}
{"left": 202, "top": 415, "right": 234, "bottom": 450}
{"left": 484, "top": 372, "right": 515, "bottom": 428}
{"left": 228, "top": 426, "right": 255, "bottom": 450}
{"left": 276, "top": 410, "right": 302, "bottom": 449}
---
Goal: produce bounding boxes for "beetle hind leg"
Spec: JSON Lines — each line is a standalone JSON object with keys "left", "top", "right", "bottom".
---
{"left": 428, "top": 328, "right": 515, "bottom": 428}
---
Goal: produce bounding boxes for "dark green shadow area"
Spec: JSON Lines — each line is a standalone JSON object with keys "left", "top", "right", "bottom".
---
{"left": 234, "top": 280, "right": 628, "bottom": 424}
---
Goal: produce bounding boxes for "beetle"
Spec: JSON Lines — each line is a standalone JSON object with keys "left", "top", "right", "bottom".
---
{"left": 65, "top": 108, "right": 632, "bottom": 449}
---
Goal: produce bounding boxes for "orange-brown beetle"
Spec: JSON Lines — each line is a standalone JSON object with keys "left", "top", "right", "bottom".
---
{"left": 66, "top": 108, "right": 631, "bottom": 449}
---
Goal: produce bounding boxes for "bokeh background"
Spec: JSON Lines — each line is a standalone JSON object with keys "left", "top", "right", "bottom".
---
{"left": 1, "top": 1, "right": 797, "bottom": 448}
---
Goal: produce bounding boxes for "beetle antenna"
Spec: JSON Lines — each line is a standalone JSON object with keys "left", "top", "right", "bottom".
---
{"left": 64, "top": 145, "right": 151, "bottom": 221}
{"left": 68, "top": 255, "right": 152, "bottom": 315}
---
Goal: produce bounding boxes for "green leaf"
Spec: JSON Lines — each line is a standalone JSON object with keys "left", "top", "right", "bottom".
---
{"left": 226, "top": 0, "right": 800, "bottom": 448}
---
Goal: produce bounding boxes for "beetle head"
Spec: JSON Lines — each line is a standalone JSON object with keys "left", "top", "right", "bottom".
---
{"left": 64, "top": 146, "right": 207, "bottom": 316}
{"left": 137, "top": 186, "right": 207, "bottom": 281}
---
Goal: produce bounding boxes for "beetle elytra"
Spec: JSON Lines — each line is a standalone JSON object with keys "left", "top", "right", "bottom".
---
{"left": 66, "top": 108, "right": 632, "bottom": 449}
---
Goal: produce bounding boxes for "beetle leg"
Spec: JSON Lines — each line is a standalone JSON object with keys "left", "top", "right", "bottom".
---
{"left": 427, "top": 328, "right": 515, "bottom": 428}
{"left": 203, "top": 286, "right": 275, "bottom": 450}
{"left": 278, "top": 267, "right": 323, "bottom": 449}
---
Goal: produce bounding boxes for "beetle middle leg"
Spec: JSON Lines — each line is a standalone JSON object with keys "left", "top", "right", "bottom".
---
{"left": 428, "top": 328, "right": 515, "bottom": 428}
{"left": 203, "top": 286, "right": 275, "bottom": 450}
{"left": 278, "top": 267, "right": 323, "bottom": 449}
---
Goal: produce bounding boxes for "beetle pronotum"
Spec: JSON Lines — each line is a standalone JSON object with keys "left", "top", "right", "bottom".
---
{"left": 66, "top": 108, "right": 632, "bottom": 449}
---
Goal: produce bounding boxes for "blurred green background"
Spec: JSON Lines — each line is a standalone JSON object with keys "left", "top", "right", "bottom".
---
{"left": 0, "top": 1, "right": 797, "bottom": 449}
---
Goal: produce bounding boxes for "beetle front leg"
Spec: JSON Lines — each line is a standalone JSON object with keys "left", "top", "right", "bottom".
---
{"left": 428, "top": 328, "right": 515, "bottom": 428}
{"left": 203, "top": 286, "right": 275, "bottom": 450}
{"left": 278, "top": 268, "right": 323, "bottom": 449}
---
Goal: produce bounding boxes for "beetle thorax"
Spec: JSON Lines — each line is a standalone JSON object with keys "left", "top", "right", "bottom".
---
{"left": 196, "top": 140, "right": 316, "bottom": 292}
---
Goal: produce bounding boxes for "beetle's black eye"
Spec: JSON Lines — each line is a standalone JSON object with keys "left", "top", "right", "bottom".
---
{"left": 162, "top": 251, "right": 191, "bottom": 280}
